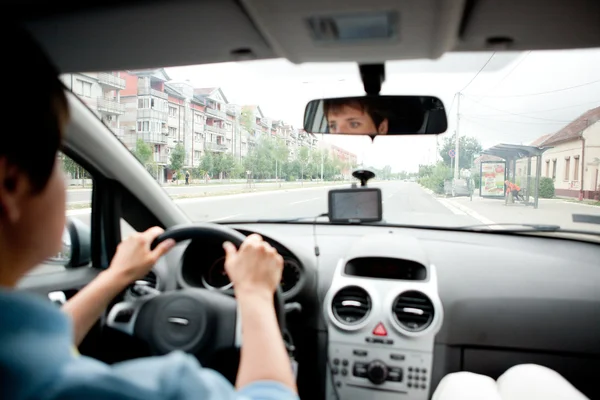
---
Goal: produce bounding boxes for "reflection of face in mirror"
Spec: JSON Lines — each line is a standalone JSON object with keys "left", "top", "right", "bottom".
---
{"left": 324, "top": 99, "right": 388, "bottom": 135}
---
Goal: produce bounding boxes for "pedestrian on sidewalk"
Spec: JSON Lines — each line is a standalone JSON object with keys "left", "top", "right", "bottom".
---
{"left": 185, "top": 170, "right": 190, "bottom": 185}
{"left": 505, "top": 180, "right": 521, "bottom": 201}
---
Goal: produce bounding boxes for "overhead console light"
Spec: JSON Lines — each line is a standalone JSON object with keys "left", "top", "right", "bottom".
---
{"left": 306, "top": 11, "right": 398, "bottom": 43}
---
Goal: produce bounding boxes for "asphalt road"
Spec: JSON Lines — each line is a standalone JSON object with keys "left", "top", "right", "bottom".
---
{"left": 35, "top": 181, "right": 600, "bottom": 276}
{"left": 67, "top": 181, "right": 480, "bottom": 229}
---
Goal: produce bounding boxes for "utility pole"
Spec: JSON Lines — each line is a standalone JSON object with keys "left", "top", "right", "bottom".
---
{"left": 321, "top": 150, "right": 324, "bottom": 181}
{"left": 454, "top": 93, "right": 461, "bottom": 179}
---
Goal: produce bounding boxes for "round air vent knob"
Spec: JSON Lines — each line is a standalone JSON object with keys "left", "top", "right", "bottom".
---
{"left": 367, "top": 360, "right": 388, "bottom": 384}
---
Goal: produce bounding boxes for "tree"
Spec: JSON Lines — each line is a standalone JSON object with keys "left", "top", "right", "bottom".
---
{"left": 131, "top": 139, "right": 153, "bottom": 165}
{"left": 199, "top": 151, "right": 214, "bottom": 178}
{"left": 169, "top": 143, "right": 185, "bottom": 174}
{"left": 240, "top": 110, "right": 254, "bottom": 133}
{"left": 62, "top": 155, "right": 80, "bottom": 177}
{"left": 130, "top": 139, "right": 157, "bottom": 177}
{"left": 439, "top": 134, "right": 482, "bottom": 170}
{"left": 297, "top": 146, "right": 311, "bottom": 181}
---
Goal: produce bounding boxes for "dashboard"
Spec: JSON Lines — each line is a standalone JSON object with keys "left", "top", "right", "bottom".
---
{"left": 151, "top": 222, "right": 600, "bottom": 400}
{"left": 177, "top": 229, "right": 309, "bottom": 299}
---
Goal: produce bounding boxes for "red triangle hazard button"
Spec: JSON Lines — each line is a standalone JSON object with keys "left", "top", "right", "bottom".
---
{"left": 373, "top": 322, "right": 387, "bottom": 336}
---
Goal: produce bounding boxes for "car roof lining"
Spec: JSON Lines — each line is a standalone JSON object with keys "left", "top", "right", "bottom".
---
{"left": 9, "top": 0, "right": 600, "bottom": 73}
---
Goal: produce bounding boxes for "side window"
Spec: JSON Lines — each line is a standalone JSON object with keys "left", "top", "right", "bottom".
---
{"left": 29, "top": 153, "right": 93, "bottom": 275}
{"left": 120, "top": 219, "right": 138, "bottom": 240}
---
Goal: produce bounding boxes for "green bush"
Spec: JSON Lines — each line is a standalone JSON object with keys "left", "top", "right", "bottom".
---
{"left": 419, "top": 162, "right": 451, "bottom": 194}
{"left": 538, "top": 177, "right": 555, "bottom": 198}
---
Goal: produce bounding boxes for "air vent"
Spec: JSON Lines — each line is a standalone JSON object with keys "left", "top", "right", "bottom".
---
{"left": 332, "top": 286, "right": 371, "bottom": 325}
{"left": 392, "top": 291, "right": 434, "bottom": 332}
{"left": 129, "top": 271, "right": 159, "bottom": 297}
{"left": 139, "top": 271, "right": 157, "bottom": 288}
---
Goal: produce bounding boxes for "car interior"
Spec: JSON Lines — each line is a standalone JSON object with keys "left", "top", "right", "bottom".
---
{"left": 12, "top": 0, "right": 600, "bottom": 399}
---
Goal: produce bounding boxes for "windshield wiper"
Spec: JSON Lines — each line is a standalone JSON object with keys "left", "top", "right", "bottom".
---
{"left": 256, "top": 213, "right": 329, "bottom": 223}
{"left": 457, "top": 223, "right": 600, "bottom": 238}
{"left": 459, "top": 223, "right": 562, "bottom": 232}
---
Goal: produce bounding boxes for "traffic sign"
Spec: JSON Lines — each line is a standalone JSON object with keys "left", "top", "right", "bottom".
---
{"left": 448, "top": 149, "right": 456, "bottom": 158}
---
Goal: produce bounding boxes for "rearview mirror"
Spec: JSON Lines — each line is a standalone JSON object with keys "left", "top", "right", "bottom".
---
{"left": 303, "top": 95, "right": 447, "bottom": 135}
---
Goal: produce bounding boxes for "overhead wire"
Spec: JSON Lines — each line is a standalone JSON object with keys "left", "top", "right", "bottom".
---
{"left": 470, "top": 51, "right": 531, "bottom": 100}
{"left": 462, "top": 99, "right": 600, "bottom": 117}
{"left": 461, "top": 95, "right": 572, "bottom": 122}
{"left": 458, "top": 52, "right": 497, "bottom": 94}
{"left": 463, "top": 115, "right": 569, "bottom": 125}
{"left": 469, "top": 78, "right": 600, "bottom": 98}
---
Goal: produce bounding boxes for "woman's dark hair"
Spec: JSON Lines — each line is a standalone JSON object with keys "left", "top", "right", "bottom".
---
{"left": 3, "top": 25, "right": 69, "bottom": 193}
{"left": 323, "top": 96, "right": 427, "bottom": 133}
{"left": 323, "top": 97, "right": 389, "bottom": 129}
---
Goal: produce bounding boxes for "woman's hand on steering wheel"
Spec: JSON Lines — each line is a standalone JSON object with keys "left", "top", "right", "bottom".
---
{"left": 223, "top": 234, "right": 284, "bottom": 300}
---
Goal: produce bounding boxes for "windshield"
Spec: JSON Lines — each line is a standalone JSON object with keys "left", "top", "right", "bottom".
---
{"left": 63, "top": 50, "right": 600, "bottom": 234}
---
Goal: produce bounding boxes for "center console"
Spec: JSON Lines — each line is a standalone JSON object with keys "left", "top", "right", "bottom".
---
{"left": 323, "top": 233, "right": 444, "bottom": 400}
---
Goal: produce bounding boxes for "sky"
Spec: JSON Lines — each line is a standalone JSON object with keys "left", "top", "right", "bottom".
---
{"left": 166, "top": 48, "right": 600, "bottom": 172}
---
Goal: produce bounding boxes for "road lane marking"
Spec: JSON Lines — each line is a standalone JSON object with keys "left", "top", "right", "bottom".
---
{"left": 442, "top": 198, "right": 500, "bottom": 228}
{"left": 210, "top": 214, "right": 243, "bottom": 222}
{"left": 437, "top": 198, "right": 467, "bottom": 215}
{"left": 290, "top": 197, "right": 319, "bottom": 205}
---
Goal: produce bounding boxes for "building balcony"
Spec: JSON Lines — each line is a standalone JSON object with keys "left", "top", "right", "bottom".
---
{"left": 153, "top": 154, "right": 169, "bottom": 164}
{"left": 97, "top": 73, "right": 126, "bottom": 90}
{"left": 137, "top": 108, "right": 168, "bottom": 121}
{"left": 205, "top": 124, "right": 226, "bottom": 136}
{"left": 193, "top": 122, "right": 205, "bottom": 133}
{"left": 206, "top": 106, "right": 226, "bottom": 119}
{"left": 111, "top": 127, "right": 125, "bottom": 138}
{"left": 138, "top": 132, "right": 168, "bottom": 144}
{"left": 205, "top": 142, "right": 229, "bottom": 152}
{"left": 137, "top": 86, "right": 169, "bottom": 100}
{"left": 97, "top": 97, "right": 125, "bottom": 115}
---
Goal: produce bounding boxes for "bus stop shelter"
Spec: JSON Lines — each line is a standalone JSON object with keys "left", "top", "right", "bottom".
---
{"left": 482, "top": 143, "right": 550, "bottom": 209}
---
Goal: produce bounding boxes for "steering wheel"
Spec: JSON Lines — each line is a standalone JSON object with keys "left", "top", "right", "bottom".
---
{"left": 106, "top": 223, "right": 286, "bottom": 364}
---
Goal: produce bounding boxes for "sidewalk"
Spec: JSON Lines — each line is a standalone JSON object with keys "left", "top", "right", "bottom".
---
{"left": 436, "top": 193, "right": 600, "bottom": 231}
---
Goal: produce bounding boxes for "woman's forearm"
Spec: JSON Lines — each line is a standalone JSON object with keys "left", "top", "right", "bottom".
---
{"left": 62, "top": 269, "right": 130, "bottom": 346}
{"left": 235, "top": 290, "right": 297, "bottom": 392}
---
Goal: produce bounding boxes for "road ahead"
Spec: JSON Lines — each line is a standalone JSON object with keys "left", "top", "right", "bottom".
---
{"left": 68, "top": 181, "right": 481, "bottom": 228}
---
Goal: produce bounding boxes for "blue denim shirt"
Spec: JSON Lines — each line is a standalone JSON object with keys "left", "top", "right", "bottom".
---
{"left": 0, "top": 289, "right": 299, "bottom": 400}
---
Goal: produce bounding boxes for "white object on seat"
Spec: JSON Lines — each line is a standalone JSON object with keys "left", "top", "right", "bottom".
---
{"left": 433, "top": 364, "right": 588, "bottom": 400}
{"left": 432, "top": 371, "right": 502, "bottom": 400}
{"left": 497, "top": 364, "right": 588, "bottom": 400}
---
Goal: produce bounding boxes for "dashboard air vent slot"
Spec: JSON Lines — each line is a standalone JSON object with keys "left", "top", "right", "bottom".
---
{"left": 129, "top": 271, "right": 159, "bottom": 297}
{"left": 332, "top": 286, "right": 371, "bottom": 325}
{"left": 392, "top": 291, "right": 434, "bottom": 332}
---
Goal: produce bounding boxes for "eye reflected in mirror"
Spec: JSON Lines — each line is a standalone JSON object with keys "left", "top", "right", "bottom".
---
{"left": 46, "top": 227, "right": 72, "bottom": 265}
{"left": 303, "top": 95, "right": 447, "bottom": 135}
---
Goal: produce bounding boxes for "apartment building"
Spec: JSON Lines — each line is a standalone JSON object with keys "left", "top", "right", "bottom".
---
{"left": 119, "top": 69, "right": 171, "bottom": 181}
{"left": 319, "top": 141, "right": 358, "bottom": 178}
{"left": 60, "top": 72, "right": 126, "bottom": 139}
{"left": 164, "top": 81, "right": 207, "bottom": 169}
{"left": 241, "top": 105, "right": 269, "bottom": 138}
{"left": 194, "top": 88, "right": 231, "bottom": 154}
{"left": 63, "top": 69, "right": 353, "bottom": 183}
